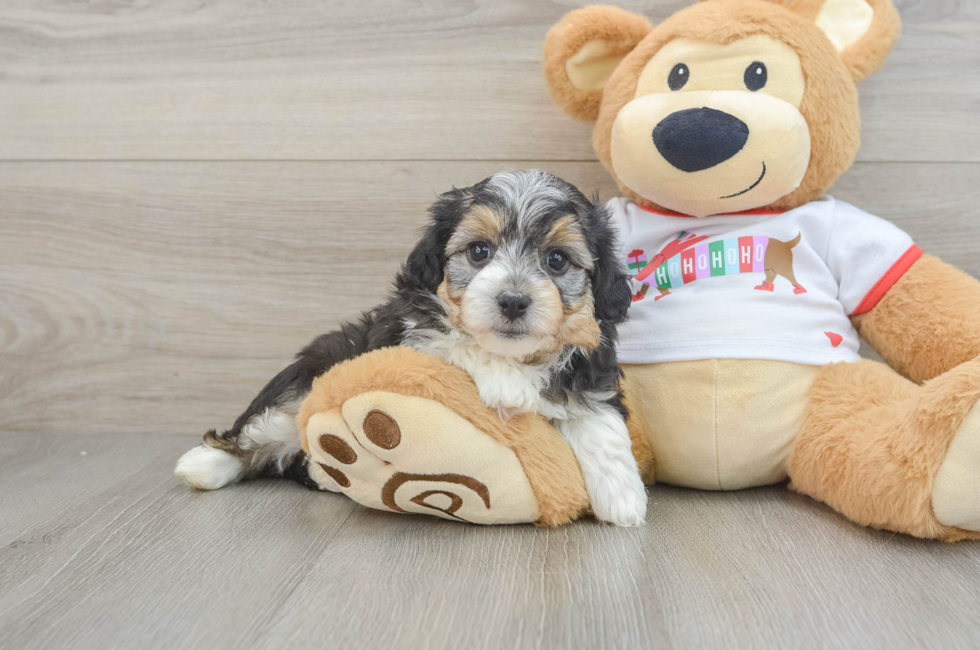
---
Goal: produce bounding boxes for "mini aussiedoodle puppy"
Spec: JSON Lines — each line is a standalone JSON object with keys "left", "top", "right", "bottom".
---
{"left": 175, "top": 170, "right": 648, "bottom": 526}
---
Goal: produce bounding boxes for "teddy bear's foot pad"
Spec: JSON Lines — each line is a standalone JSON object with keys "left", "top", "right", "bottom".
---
{"left": 933, "top": 402, "right": 980, "bottom": 531}
{"left": 305, "top": 391, "right": 540, "bottom": 524}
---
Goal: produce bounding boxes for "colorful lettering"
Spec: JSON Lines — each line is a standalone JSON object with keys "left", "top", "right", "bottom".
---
{"left": 667, "top": 255, "right": 683, "bottom": 287}
{"left": 681, "top": 248, "right": 696, "bottom": 284}
{"left": 724, "top": 239, "right": 739, "bottom": 275}
{"left": 738, "top": 236, "right": 754, "bottom": 273}
{"left": 695, "top": 245, "right": 710, "bottom": 280}
{"left": 753, "top": 236, "right": 769, "bottom": 273}
{"left": 633, "top": 233, "right": 782, "bottom": 291}
{"left": 709, "top": 241, "right": 726, "bottom": 277}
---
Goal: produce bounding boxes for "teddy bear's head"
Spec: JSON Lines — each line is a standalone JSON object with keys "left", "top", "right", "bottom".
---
{"left": 544, "top": 0, "right": 900, "bottom": 217}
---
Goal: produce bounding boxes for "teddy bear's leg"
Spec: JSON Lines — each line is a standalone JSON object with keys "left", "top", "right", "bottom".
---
{"left": 790, "top": 356, "right": 980, "bottom": 541}
{"left": 297, "top": 347, "right": 591, "bottom": 526}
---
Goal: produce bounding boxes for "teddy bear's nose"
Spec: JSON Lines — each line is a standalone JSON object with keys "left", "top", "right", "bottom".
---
{"left": 652, "top": 108, "right": 749, "bottom": 173}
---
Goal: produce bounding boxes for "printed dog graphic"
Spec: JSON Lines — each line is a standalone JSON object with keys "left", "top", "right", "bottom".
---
{"left": 630, "top": 232, "right": 805, "bottom": 301}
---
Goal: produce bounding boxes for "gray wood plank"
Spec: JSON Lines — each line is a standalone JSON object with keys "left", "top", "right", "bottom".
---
{"left": 0, "top": 0, "right": 976, "bottom": 162}
{"left": 0, "top": 432, "right": 357, "bottom": 650}
{"left": 255, "top": 491, "right": 980, "bottom": 649}
{"left": 0, "top": 432, "right": 195, "bottom": 546}
{"left": 2, "top": 161, "right": 978, "bottom": 436}
{"left": 2, "top": 433, "right": 978, "bottom": 650}
{"left": 4, "top": 432, "right": 977, "bottom": 650}
{"left": 0, "top": 160, "right": 617, "bottom": 436}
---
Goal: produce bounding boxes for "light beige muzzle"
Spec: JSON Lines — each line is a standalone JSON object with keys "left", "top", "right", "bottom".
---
{"left": 611, "top": 90, "right": 811, "bottom": 217}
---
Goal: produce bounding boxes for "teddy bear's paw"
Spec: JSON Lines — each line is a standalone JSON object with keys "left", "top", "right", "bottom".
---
{"left": 305, "top": 391, "right": 540, "bottom": 525}
{"left": 933, "top": 401, "right": 980, "bottom": 532}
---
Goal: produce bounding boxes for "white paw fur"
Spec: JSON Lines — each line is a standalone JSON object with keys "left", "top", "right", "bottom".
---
{"left": 471, "top": 367, "right": 542, "bottom": 419}
{"left": 174, "top": 445, "right": 245, "bottom": 490}
{"left": 556, "top": 404, "right": 648, "bottom": 527}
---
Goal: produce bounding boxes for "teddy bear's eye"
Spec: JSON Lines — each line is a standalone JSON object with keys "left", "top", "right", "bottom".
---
{"left": 744, "top": 61, "right": 767, "bottom": 91}
{"left": 667, "top": 63, "right": 689, "bottom": 91}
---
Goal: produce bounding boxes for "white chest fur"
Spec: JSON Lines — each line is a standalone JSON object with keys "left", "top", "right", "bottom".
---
{"left": 403, "top": 325, "right": 566, "bottom": 420}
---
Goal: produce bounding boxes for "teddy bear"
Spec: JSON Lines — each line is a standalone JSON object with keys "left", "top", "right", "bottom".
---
{"left": 297, "top": 0, "right": 980, "bottom": 541}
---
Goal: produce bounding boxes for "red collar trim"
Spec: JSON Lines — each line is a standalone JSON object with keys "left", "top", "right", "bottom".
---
{"left": 637, "top": 204, "right": 785, "bottom": 218}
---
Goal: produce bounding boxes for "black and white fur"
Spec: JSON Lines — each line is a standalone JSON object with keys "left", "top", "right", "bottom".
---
{"left": 175, "top": 170, "right": 647, "bottom": 526}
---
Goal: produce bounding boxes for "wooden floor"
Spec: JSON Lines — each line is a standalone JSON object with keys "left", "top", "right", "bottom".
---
{"left": 2, "top": 0, "right": 980, "bottom": 648}
{"left": 3, "top": 431, "right": 980, "bottom": 650}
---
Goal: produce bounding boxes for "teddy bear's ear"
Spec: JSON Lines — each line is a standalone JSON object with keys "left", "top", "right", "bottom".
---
{"left": 805, "top": 0, "right": 902, "bottom": 81}
{"left": 544, "top": 6, "right": 653, "bottom": 121}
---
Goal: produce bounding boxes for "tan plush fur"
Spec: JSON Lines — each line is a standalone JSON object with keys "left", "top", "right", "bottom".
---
{"left": 621, "top": 382, "right": 657, "bottom": 484}
{"left": 298, "top": 346, "right": 590, "bottom": 526}
{"left": 543, "top": 6, "right": 652, "bottom": 121}
{"left": 835, "top": 0, "right": 902, "bottom": 81}
{"left": 592, "top": 0, "right": 862, "bottom": 212}
{"left": 791, "top": 357, "right": 980, "bottom": 542}
{"left": 762, "top": 0, "right": 901, "bottom": 81}
{"left": 544, "top": 1, "right": 901, "bottom": 213}
{"left": 853, "top": 255, "right": 980, "bottom": 384}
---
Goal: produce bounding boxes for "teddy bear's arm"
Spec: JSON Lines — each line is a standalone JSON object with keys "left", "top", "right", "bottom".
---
{"left": 852, "top": 255, "right": 980, "bottom": 383}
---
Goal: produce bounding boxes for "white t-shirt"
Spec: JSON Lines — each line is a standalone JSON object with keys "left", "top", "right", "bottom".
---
{"left": 607, "top": 196, "right": 921, "bottom": 366}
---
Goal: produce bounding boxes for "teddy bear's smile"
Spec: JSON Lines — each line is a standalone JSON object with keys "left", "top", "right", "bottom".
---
{"left": 721, "top": 161, "right": 766, "bottom": 199}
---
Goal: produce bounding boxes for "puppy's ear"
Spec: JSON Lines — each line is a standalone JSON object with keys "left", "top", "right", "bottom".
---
{"left": 544, "top": 6, "right": 652, "bottom": 122}
{"left": 587, "top": 200, "right": 632, "bottom": 326}
{"left": 780, "top": 0, "right": 901, "bottom": 81}
{"left": 404, "top": 185, "right": 476, "bottom": 293}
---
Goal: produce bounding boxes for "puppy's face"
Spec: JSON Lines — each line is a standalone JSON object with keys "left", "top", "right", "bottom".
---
{"left": 436, "top": 172, "right": 603, "bottom": 359}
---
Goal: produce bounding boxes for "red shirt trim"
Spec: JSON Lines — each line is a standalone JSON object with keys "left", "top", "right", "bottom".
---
{"left": 851, "top": 244, "right": 923, "bottom": 316}
{"left": 637, "top": 204, "right": 785, "bottom": 218}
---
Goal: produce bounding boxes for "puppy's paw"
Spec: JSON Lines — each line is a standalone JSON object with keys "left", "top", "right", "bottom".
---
{"left": 474, "top": 372, "right": 541, "bottom": 419}
{"left": 588, "top": 473, "right": 648, "bottom": 527}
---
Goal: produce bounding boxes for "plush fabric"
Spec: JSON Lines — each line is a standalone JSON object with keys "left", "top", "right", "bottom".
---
{"left": 543, "top": 5, "right": 652, "bottom": 121}
{"left": 623, "top": 360, "right": 817, "bottom": 490}
{"left": 852, "top": 255, "right": 980, "bottom": 384}
{"left": 299, "top": 347, "right": 590, "bottom": 526}
{"left": 305, "top": 390, "right": 541, "bottom": 525}
{"left": 591, "top": 0, "right": 863, "bottom": 213}
{"left": 933, "top": 403, "right": 980, "bottom": 532}
{"left": 791, "top": 357, "right": 980, "bottom": 542}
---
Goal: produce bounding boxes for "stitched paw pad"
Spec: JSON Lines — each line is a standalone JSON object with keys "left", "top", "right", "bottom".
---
{"left": 305, "top": 392, "right": 540, "bottom": 524}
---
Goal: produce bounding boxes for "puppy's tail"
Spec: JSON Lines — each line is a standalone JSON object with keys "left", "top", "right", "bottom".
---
{"left": 174, "top": 408, "right": 309, "bottom": 491}
{"left": 174, "top": 434, "right": 246, "bottom": 490}
{"left": 786, "top": 232, "right": 802, "bottom": 249}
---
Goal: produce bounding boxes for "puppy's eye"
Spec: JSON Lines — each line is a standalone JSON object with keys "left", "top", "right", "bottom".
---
{"left": 744, "top": 61, "right": 767, "bottom": 91}
{"left": 546, "top": 249, "right": 570, "bottom": 274}
{"left": 668, "top": 63, "right": 689, "bottom": 91}
{"left": 467, "top": 241, "right": 492, "bottom": 264}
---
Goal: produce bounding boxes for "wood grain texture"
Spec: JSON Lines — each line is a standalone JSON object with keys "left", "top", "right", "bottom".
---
{"left": 0, "top": 0, "right": 977, "bottom": 162}
{"left": 1, "top": 431, "right": 979, "bottom": 650}
{"left": 0, "top": 160, "right": 619, "bottom": 435}
{"left": 2, "top": 0, "right": 980, "bottom": 646}
{"left": 3, "top": 161, "right": 979, "bottom": 436}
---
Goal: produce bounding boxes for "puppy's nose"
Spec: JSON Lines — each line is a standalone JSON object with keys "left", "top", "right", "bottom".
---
{"left": 652, "top": 108, "right": 749, "bottom": 172}
{"left": 497, "top": 293, "right": 531, "bottom": 321}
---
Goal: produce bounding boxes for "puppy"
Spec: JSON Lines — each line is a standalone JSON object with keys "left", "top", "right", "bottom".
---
{"left": 175, "top": 170, "right": 648, "bottom": 526}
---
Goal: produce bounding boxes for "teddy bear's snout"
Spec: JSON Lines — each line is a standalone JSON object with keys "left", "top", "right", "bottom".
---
{"left": 652, "top": 107, "right": 749, "bottom": 173}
